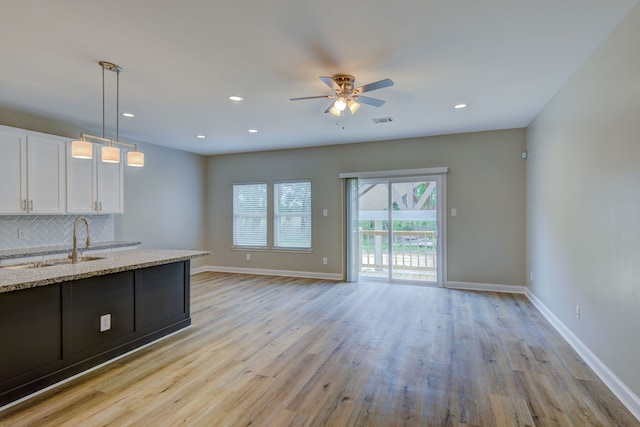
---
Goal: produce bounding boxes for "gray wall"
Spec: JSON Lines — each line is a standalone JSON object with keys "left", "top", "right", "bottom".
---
{"left": 527, "top": 2, "right": 640, "bottom": 397}
{"left": 206, "top": 128, "right": 526, "bottom": 285}
{"left": 113, "top": 140, "right": 207, "bottom": 267}
{"left": 0, "top": 109, "right": 208, "bottom": 266}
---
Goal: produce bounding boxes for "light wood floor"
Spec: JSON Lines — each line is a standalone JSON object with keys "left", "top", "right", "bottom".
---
{"left": 1, "top": 272, "right": 638, "bottom": 426}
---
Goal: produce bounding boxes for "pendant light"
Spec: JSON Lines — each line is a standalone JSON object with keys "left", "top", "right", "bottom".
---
{"left": 102, "top": 143, "right": 120, "bottom": 163}
{"left": 127, "top": 150, "right": 144, "bottom": 167}
{"left": 71, "top": 139, "right": 93, "bottom": 159}
{"left": 71, "top": 61, "right": 144, "bottom": 167}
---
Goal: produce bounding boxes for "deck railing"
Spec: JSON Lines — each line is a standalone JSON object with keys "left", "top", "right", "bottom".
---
{"left": 359, "top": 230, "right": 437, "bottom": 272}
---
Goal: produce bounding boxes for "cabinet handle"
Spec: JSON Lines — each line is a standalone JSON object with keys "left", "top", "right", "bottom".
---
{"left": 94, "top": 201, "right": 98, "bottom": 212}
{"left": 99, "top": 202, "right": 102, "bottom": 212}
{"left": 29, "top": 200, "right": 33, "bottom": 211}
{"left": 22, "top": 199, "right": 27, "bottom": 211}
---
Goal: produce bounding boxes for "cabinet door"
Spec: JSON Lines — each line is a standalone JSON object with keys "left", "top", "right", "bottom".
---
{"left": 96, "top": 155, "right": 124, "bottom": 213}
{"left": 0, "top": 129, "right": 27, "bottom": 214}
{"left": 27, "top": 135, "right": 66, "bottom": 214}
{"left": 66, "top": 142, "right": 98, "bottom": 214}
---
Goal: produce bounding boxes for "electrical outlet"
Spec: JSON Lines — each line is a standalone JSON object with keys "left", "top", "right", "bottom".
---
{"left": 18, "top": 228, "right": 27, "bottom": 240}
{"left": 575, "top": 305, "right": 580, "bottom": 319}
{"left": 323, "top": 257, "right": 328, "bottom": 265}
{"left": 246, "top": 253, "right": 251, "bottom": 261}
{"left": 530, "top": 271, "right": 533, "bottom": 281}
{"left": 100, "top": 314, "right": 112, "bottom": 332}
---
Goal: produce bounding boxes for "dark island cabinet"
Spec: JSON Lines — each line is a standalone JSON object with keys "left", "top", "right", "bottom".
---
{"left": 0, "top": 260, "right": 191, "bottom": 407}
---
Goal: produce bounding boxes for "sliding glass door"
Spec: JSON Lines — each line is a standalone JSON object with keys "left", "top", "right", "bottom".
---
{"left": 355, "top": 175, "right": 443, "bottom": 285}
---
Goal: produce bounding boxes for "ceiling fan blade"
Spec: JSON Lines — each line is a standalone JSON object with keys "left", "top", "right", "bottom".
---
{"left": 289, "top": 95, "right": 334, "bottom": 101}
{"left": 355, "top": 78, "right": 394, "bottom": 94}
{"left": 319, "top": 76, "right": 339, "bottom": 91}
{"left": 357, "top": 95, "right": 386, "bottom": 107}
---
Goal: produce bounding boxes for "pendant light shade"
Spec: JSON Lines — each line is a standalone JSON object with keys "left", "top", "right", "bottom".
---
{"left": 127, "top": 150, "right": 144, "bottom": 167}
{"left": 102, "top": 145, "right": 120, "bottom": 163}
{"left": 71, "top": 140, "right": 93, "bottom": 159}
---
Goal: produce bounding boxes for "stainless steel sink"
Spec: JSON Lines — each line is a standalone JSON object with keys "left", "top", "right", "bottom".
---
{"left": 1, "top": 256, "right": 104, "bottom": 270}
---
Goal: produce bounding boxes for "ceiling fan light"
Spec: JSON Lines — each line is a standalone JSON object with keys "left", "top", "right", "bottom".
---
{"left": 334, "top": 97, "right": 347, "bottom": 112}
{"left": 329, "top": 106, "right": 342, "bottom": 117}
{"left": 71, "top": 140, "right": 93, "bottom": 159}
{"left": 102, "top": 145, "right": 120, "bottom": 163}
{"left": 347, "top": 100, "right": 361, "bottom": 114}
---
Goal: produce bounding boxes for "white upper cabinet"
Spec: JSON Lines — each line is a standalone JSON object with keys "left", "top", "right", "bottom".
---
{"left": 27, "top": 134, "right": 67, "bottom": 214}
{"left": 0, "top": 126, "right": 66, "bottom": 214}
{"left": 0, "top": 129, "right": 27, "bottom": 214}
{"left": 67, "top": 143, "right": 124, "bottom": 214}
{"left": 96, "top": 153, "right": 124, "bottom": 213}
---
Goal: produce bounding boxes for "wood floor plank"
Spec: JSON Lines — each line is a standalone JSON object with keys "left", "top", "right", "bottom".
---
{"left": 1, "top": 272, "right": 638, "bottom": 426}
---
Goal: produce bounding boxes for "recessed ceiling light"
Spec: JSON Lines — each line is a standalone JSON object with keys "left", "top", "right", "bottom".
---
{"left": 228, "top": 95, "right": 244, "bottom": 102}
{"left": 196, "top": 134, "right": 206, "bottom": 139}
{"left": 122, "top": 112, "right": 135, "bottom": 118}
{"left": 248, "top": 129, "right": 258, "bottom": 133}
{"left": 454, "top": 103, "right": 468, "bottom": 109}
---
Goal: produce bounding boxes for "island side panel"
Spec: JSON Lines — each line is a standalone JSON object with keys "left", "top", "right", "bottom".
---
{"left": 0, "top": 283, "right": 63, "bottom": 403}
{"left": 69, "top": 271, "right": 136, "bottom": 358}
{"left": 134, "top": 260, "right": 190, "bottom": 332}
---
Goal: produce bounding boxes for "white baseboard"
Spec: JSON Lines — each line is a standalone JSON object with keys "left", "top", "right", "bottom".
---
{"left": 446, "top": 280, "right": 527, "bottom": 294}
{"left": 190, "top": 265, "right": 210, "bottom": 275}
{"left": 525, "top": 289, "right": 640, "bottom": 422}
{"left": 193, "top": 265, "right": 343, "bottom": 281}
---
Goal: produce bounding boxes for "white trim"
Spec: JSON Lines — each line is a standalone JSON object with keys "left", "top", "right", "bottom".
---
{"left": 190, "top": 265, "right": 210, "bottom": 275}
{"left": 525, "top": 289, "right": 640, "bottom": 422}
{"left": 0, "top": 326, "right": 191, "bottom": 413}
{"left": 339, "top": 167, "right": 448, "bottom": 179}
{"left": 446, "top": 280, "right": 527, "bottom": 294}
{"left": 196, "top": 265, "right": 343, "bottom": 281}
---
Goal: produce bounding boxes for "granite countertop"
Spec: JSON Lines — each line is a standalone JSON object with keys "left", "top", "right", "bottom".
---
{"left": 0, "top": 249, "right": 210, "bottom": 294}
{"left": 0, "top": 241, "right": 141, "bottom": 261}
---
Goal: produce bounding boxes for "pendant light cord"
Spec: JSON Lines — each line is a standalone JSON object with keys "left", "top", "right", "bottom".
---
{"left": 102, "top": 64, "right": 105, "bottom": 139}
{"left": 116, "top": 67, "right": 120, "bottom": 142}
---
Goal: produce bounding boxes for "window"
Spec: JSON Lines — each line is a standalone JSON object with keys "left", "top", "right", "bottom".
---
{"left": 233, "top": 183, "right": 267, "bottom": 248}
{"left": 274, "top": 180, "right": 311, "bottom": 250}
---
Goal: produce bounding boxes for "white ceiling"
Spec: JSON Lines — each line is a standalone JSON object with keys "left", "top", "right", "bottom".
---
{"left": 1, "top": 0, "right": 637, "bottom": 155}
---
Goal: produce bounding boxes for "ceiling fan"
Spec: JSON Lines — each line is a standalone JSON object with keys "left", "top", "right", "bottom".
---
{"left": 290, "top": 74, "right": 394, "bottom": 117}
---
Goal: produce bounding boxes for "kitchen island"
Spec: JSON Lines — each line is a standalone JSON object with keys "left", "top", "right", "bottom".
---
{"left": 0, "top": 249, "right": 209, "bottom": 408}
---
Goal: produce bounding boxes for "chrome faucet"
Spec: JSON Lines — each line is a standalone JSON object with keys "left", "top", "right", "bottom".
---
{"left": 71, "top": 216, "right": 91, "bottom": 264}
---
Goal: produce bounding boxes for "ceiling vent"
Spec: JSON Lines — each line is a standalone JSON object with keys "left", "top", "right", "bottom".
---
{"left": 372, "top": 117, "right": 394, "bottom": 124}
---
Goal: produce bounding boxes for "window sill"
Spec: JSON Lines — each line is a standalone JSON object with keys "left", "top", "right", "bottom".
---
{"left": 272, "top": 248, "right": 313, "bottom": 254}
{"left": 231, "top": 246, "right": 269, "bottom": 251}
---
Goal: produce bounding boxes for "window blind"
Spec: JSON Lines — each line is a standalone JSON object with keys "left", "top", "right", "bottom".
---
{"left": 274, "top": 180, "right": 311, "bottom": 250}
{"left": 233, "top": 183, "right": 267, "bottom": 248}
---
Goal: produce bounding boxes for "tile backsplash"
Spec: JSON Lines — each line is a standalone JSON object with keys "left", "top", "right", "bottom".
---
{"left": 0, "top": 215, "right": 114, "bottom": 250}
